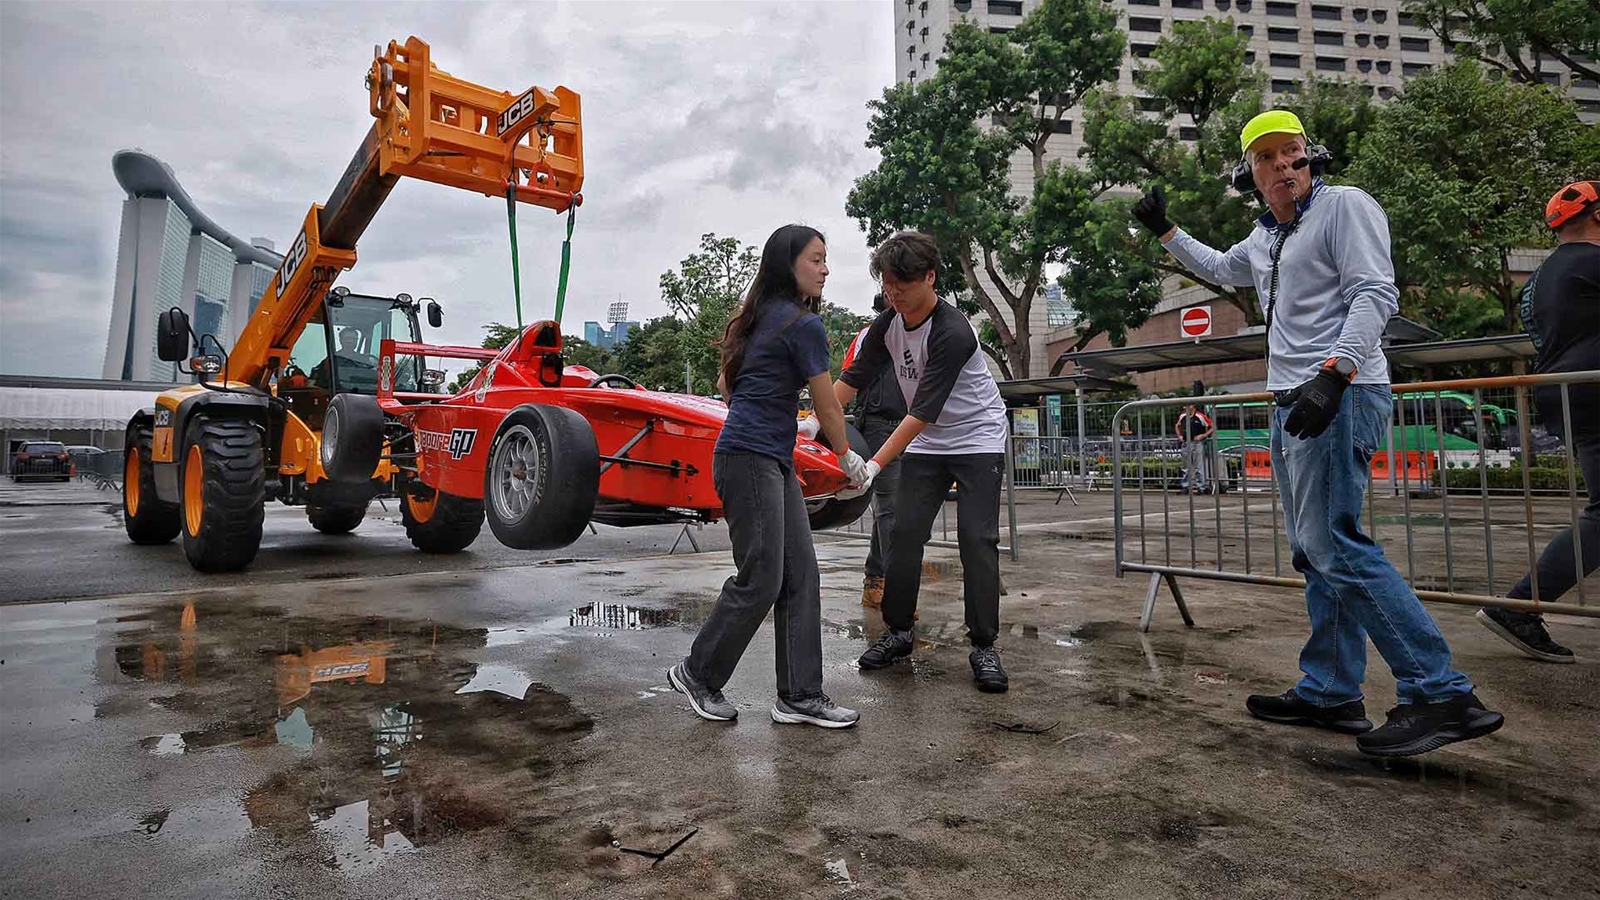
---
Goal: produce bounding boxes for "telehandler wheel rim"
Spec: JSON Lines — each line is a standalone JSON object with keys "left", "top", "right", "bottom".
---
{"left": 184, "top": 444, "right": 204, "bottom": 536}
{"left": 488, "top": 424, "right": 543, "bottom": 523}
{"left": 125, "top": 449, "right": 140, "bottom": 517}
{"left": 407, "top": 491, "right": 438, "bottom": 524}
{"left": 322, "top": 405, "right": 341, "bottom": 470}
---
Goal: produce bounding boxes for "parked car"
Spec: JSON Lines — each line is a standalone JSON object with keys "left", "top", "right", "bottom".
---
{"left": 64, "top": 445, "right": 106, "bottom": 475}
{"left": 10, "top": 441, "right": 73, "bottom": 481}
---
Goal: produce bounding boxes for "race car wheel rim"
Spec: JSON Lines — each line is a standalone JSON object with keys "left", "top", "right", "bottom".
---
{"left": 184, "top": 443, "right": 204, "bottom": 536}
{"left": 489, "top": 425, "right": 543, "bottom": 523}
{"left": 125, "top": 449, "right": 141, "bottom": 516}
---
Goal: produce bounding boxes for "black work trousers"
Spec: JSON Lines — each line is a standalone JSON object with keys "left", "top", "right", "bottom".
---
{"left": 880, "top": 452, "right": 1003, "bottom": 647}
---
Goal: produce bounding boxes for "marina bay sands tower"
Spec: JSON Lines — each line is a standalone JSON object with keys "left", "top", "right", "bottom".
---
{"left": 102, "top": 150, "right": 283, "bottom": 383}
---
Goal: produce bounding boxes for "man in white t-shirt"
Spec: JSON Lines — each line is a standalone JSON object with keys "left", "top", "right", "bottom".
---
{"left": 834, "top": 231, "right": 1011, "bottom": 693}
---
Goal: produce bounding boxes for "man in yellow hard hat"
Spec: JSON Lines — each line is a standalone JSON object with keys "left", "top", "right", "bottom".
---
{"left": 1129, "top": 110, "right": 1506, "bottom": 758}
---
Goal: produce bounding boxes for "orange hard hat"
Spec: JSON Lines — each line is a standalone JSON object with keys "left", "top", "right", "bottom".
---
{"left": 1546, "top": 180, "right": 1600, "bottom": 229}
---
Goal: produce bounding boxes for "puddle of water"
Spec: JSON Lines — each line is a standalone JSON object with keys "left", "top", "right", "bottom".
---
{"left": 568, "top": 602, "right": 679, "bottom": 631}
{"left": 140, "top": 733, "right": 186, "bottom": 756}
{"left": 455, "top": 665, "right": 534, "bottom": 700}
{"left": 536, "top": 557, "right": 601, "bottom": 567}
{"left": 315, "top": 799, "right": 418, "bottom": 872}
{"left": 103, "top": 599, "right": 594, "bottom": 869}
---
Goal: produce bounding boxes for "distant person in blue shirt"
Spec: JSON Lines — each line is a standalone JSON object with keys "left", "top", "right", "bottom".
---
{"left": 669, "top": 224, "right": 865, "bottom": 730}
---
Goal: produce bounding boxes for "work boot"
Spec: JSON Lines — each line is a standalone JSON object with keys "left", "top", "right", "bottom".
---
{"left": 969, "top": 646, "right": 1009, "bottom": 693}
{"left": 861, "top": 575, "right": 884, "bottom": 609}
{"left": 1476, "top": 607, "right": 1576, "bottom": 664}
{"left": 1246, "top": 689, "right": 1373, "bottom": 734}
{"left": 771, "top": 694, "right": 860, "bottom": 729}
{"left": 858, "top": 628, "right": 915, "bottom": 669}
{"left": 668, "top": 661, "right": 737, "bottom": 722}
{"left": 1357, "top": 692, "right": 1505, "bottom": 758}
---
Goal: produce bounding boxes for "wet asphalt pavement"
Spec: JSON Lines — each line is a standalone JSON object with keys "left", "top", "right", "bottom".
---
{"left": 2, "top": 481, "right": 1599, "bottom": 899}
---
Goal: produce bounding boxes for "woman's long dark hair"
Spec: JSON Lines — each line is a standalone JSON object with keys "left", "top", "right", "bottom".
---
{"left": 718, "top": 224, "right": 825, "bottom": 394}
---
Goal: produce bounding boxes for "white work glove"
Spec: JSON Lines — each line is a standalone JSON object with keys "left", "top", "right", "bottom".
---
{"left": 836, "top": 459, "right": 882, "bottom": 500}
{"left": 797, "top": 415, "right": 821, "bottom": 440}
{"left": 841, "top": 449, "right": 871, "bottom": 485}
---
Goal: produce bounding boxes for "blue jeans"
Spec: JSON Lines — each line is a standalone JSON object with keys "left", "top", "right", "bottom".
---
{"left": 1271, "top": 385, "right": 1473, "bottom": 705}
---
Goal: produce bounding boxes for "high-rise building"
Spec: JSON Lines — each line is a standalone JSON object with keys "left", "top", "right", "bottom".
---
{"left": 580, "top": 318, "right": 640, "bottom": 350}
{"left": 103, "top": 150, "right": 282, "bottom": 383}
{"left": 896, "top": 0, "right": 1599, "bottom": 377}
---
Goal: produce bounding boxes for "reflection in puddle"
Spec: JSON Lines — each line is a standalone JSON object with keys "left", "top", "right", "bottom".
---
{"left": 455, "top": 665, "right": 534, "bottom": 700}
{"left": 315, "top": 799, "right": 417, "bottom": 872}
{"left": 568, "top": 602, "right": 678, "bottom": 631}
{"left": 141, "top": 733, "right": 186, "bottom": 755}
{"left": 104, "top": 599, "right": 595, "bottom": 871}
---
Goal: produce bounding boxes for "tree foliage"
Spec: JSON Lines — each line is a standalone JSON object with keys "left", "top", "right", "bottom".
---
{"left": 847, "top": 0, "right": 1129, "bottom": 377}
{"left": 614, "top": 316, "right": 689, "bottom": 391}
{"left": 446, "top": 322, "right": 523, "bottom": 392}
{"left": 1345, "top": 60, "right": 1600, "bottom": 333}
{"left": 659, "top": 233, "right": 759, "bottom": 393}
{"left": 1404, "top": 0, "right": 1600, "bottom": 84}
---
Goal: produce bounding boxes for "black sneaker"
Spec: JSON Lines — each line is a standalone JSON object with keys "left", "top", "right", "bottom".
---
{"left": 1356, "top": 692, "right": 1505, "bottom": 758}
{"left": 1246, "top": 689, "right": 1373, "bottom": 734}
{"left": 858, "top": 629, "right": 914, "bottom": 669}
{"left": 970, "top": 646, "right": 1009, "bottom": 693}
{"left": 1476, "top": 608, "right": 1576, "bottom": 664}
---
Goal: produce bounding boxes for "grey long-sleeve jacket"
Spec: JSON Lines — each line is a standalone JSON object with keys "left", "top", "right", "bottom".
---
{"left": 1163, "top": 182, "right": 1399, "bottom": 390}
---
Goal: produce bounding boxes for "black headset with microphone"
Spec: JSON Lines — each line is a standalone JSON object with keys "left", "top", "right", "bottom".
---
{"left": 1230, "top": 142, "right": 1333, "bottom": 196}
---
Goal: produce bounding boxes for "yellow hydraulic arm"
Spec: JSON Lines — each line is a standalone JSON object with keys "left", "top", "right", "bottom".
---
{"left": 228, "top": 36, "right": 583, "bottom": 388}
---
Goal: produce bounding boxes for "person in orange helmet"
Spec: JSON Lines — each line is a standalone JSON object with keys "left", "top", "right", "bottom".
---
{"left": 1477, "top": 180, "right": 1600, "bottom": 663}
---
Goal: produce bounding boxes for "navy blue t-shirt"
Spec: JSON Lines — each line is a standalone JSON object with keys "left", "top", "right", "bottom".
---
{"left": 716, "top": 296, "right": 830, "bottom": 465}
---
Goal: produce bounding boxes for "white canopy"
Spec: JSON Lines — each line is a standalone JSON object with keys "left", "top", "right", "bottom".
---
{"left": 0, "top": 387, "right": 151, "bottom": 431}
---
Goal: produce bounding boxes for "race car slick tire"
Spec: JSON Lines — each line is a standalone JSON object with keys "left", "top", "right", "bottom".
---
{"left": 123, "top": 420, "right": 182, "bottom": 545}
{"left": 180, "top": 417, "right": 266, "bottom": 572}
{"left": 807, "top": 422, "right": 874, "bottom": 531}
{"left": 307, "top": 502, "right": 367, "bottom": 535}
{"left": 401, "top": 488, "right": 484, "bottom": 554}
{"left": 484, "top": 404, "right": 599, "bottom": 550}
{"left": 321, "top": 393, "right": 385, "bottom": 483}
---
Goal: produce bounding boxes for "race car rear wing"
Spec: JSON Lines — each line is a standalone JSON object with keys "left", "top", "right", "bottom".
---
{"left": 376, "top": 338, "right": 498, "bottom": 408}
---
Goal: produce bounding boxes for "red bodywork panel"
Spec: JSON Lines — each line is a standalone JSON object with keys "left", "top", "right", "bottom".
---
{"left": 375, "top": 323, "right": 850, "bottom": 524}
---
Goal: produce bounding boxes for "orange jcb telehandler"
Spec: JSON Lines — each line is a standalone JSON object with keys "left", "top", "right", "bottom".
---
{"left": 121, "top": 36, "right": 583, "bottom": 571}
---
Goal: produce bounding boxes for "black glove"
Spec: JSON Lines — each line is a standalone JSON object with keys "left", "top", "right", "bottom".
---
{"left": 1282, "top": 368, "right": 1350, "bottom": 440}
{"left": 1132, "top": 184, "right": 1174, "bottom": 237}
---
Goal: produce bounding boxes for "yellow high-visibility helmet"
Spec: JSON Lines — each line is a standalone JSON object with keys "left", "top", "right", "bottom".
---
{"left": 1240, "top": 110, "right": 1306, "bottom": 154}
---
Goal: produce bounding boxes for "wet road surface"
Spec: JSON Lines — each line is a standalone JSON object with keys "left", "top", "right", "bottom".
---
{"left": 3, "top": 484, "right": 1599, "bottom": 899}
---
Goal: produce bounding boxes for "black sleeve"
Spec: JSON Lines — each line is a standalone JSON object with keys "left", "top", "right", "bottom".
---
{"left": 840, "top": 308, "right": 895, "bottom": 390}
{"left": 909, "top": 304, "right": 978, "bottom": 423}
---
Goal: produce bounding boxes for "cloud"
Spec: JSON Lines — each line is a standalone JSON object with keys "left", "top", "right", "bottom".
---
{"left": 0, "top": 1, "right": 894, "bottom": 376}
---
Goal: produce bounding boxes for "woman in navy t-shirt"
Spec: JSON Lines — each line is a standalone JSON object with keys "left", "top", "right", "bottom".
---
{"left": 667, "top": 224, "right": 865, "bottom": 729}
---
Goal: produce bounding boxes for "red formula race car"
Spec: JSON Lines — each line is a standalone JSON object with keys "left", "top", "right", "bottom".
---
{"left": 318, "top": 319, "right": 872, "bottom": 552}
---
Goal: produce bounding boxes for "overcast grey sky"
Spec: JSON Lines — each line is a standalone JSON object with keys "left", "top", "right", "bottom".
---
{"left": 0, "top": 0, "right": 893, "bottom": 377}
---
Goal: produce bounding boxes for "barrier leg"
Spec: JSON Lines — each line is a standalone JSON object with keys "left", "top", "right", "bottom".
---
{"left": 1139, "top": 572, "right": 1196, "bottom": 632}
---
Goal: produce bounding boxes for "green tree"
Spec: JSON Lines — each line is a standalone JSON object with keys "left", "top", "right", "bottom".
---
{"left": 659, "top": 233, "right": 759, "bottom": 393}
{"left": 561, "top": 336, "right": 614, "bottom": 374}
{"left": 846, "top": 0, "right": 1129, "bottom": 378}
{"left": 1345, "top": 61, "right": 1600, "bottom": 334}
{"left": 1404, "top": 0, "right": 1600, "bottom": 84}
{"left": 614, "top": 316, "right": 688, "bottom": 391}
{"left": 821, "top": 302, "right": 873, "bottom": 377}
{"left": 446, "top": 322, "right": 522, "bottom": 392}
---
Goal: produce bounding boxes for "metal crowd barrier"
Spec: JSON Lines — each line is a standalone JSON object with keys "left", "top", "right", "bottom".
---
{"left": 1110, "top": 372, "right": 1599, "bottom": 630}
